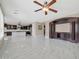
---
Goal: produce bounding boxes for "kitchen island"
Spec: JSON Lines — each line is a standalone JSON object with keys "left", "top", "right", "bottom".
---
{"left": 4, "top": 29, "right": 31, "bottom": 37}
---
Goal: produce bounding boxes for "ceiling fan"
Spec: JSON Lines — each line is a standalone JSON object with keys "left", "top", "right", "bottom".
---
{"left": 33, "top": 0, "right": 57, "bottom": 15}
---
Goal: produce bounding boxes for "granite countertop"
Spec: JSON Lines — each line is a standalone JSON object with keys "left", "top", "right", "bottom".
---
{"left": 4, "top": 29, "right": 31, "bottom": 32}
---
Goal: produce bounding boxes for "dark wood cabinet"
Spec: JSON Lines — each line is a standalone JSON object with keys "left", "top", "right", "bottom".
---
{"left": 5, "top": 32, "right": 12, "bottom": 36}
{"left": 4, "top": 24, "right": 17, "bottom": 29}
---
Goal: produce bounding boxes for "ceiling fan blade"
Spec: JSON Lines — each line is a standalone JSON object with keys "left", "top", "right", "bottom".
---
{"left": 49, "top": 8, "right": 57, "bottom": 13}
{"left": 34, "top": 8, "right": 42, "bottom": 12}
{"left": 45, "top": 11, "right": 47, "bottom": 15}
{"left": 47, "top": 0, "right": 56, "bottom": 7}
{"left": 33, "top": 1, "right": 43, "bottom": 7}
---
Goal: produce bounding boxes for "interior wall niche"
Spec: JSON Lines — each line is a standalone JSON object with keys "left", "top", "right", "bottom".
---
{"left": 49, "top": 17, "right": 79, "bottom": 43}
{"left": 56, "top": 23, "right": 70, "bottom": 32}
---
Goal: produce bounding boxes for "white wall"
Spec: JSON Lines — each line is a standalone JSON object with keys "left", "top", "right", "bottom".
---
{"left": 0, "top": 7, "right": 4, "bottom": 39}
{"left": 32, "top": 22, "right": 50, "bottom": 39}
{"left": 32, "top": 22, "right": 44, "bottom": 37}
{"left": 0, "top": 7, "right": 4, "bottom": 48}
{"left": 45, "top": 22, "right": 49, "bottom": 39}
{"left": 32, "top": 23, "right": 37, "bottom": 37}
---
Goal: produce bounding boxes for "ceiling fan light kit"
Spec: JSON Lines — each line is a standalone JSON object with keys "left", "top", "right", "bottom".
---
{"left": 42, "top": 7, "right": 49, "bottom": 11}
{"left": 33, "top": 0, "right": 57, "bottom": 15}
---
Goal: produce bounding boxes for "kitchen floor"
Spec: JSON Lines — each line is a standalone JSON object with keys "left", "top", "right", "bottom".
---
{"left": 0, "top": 36, "right": 79, "bottom": 59}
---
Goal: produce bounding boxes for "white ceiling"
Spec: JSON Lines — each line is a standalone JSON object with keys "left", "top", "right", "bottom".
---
{"left": 0, "top": 0, "right": 79, "bottom": 25}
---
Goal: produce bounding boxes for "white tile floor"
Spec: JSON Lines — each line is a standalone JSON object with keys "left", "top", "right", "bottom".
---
{"left": 0, "top": 36, "right": 79, "bottom": 59}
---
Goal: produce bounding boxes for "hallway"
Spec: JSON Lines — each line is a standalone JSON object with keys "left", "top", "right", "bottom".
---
{"left": 0, "top": 36, "right": 79, "bottom": 59}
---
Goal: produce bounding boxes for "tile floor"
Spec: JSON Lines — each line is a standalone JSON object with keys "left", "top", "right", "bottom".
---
{"left": 0, "top": 36, "right": 79, "bottom": 59}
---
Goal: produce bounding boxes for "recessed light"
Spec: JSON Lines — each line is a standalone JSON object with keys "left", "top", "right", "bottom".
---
{"left": 13, "top": 10, "right": 20, "bottom": 14}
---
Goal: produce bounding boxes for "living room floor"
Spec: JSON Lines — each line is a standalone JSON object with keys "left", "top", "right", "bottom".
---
{"left": 0, "top": 36, "right": 79, "bottom": 59}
